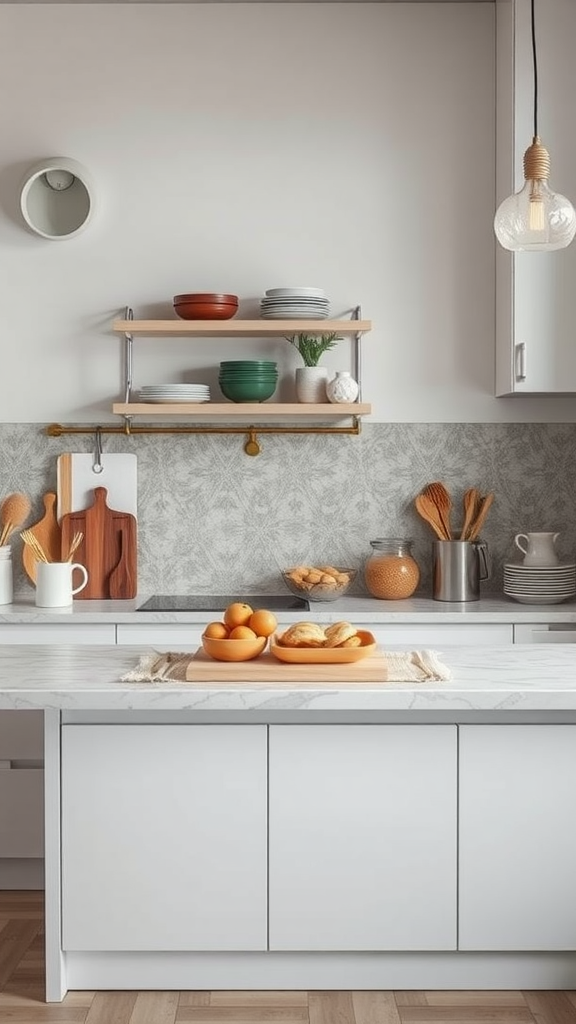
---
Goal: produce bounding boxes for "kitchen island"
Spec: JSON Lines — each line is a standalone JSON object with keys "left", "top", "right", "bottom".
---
{"left": 2, "top": 642, "right": 576, "bottom": 999}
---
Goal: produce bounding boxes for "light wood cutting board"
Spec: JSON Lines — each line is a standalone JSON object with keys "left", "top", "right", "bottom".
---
{"left": 185, "top": 650, "right": 388, "bottom": 683}
{"left": 22, "top": 492, "right": 61, "bottom": 584}
{"left": 57, "top": 453, "right": 137, "bottom": 521}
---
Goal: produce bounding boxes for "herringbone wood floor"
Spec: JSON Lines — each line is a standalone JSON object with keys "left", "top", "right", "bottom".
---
{"left": 3, "top": 893, "right": 576, "bottom": 1024}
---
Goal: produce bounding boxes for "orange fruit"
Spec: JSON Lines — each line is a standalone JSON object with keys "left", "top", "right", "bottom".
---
{"left": 204, "top": 621, "right": 229, "bottom": 640}
{"left": 223, "top": 602, "right": 254, "bottom": 628}
{"left": 248, "top": 609, "right": 278, "bottom": 638}
{"left": 229, "top": 625, "right": 258, "bottom": 640}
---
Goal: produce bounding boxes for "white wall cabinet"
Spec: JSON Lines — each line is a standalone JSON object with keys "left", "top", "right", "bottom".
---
{"left": 495, "top": 0, "right": 576, "bottom": 395}
{"left": 61, "top": 724, "right": 267, "bottom": 951}
{"left": 268, "top": 725, "right": 457, "bottom": 951}
{"left": 459, "top": 725, "right": 576, "bottom": 950}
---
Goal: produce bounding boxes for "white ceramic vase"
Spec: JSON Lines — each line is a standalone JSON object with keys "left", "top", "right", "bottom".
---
{"left": 295, "top": 366, "right": 328, "bottom": 403}
{"left": 326, "top": 370, "right": 359, "bottom": 403}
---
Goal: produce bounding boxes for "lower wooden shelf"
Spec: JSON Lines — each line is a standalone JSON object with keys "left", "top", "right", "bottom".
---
{"left": 112, "top": 402, "right": 371, "bottom": 417}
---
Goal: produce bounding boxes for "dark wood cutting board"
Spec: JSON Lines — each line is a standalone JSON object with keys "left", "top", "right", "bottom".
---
{"left": 60, "top": 487, "right": 137, "bottom": 600}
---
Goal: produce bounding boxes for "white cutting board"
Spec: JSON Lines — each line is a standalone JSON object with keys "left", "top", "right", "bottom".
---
{"left": 57, "top": 453, "right": 138, "bottom": 521}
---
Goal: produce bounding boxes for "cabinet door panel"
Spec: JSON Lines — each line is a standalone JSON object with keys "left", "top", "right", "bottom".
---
{"left": 460, "top": 725, "right": 576, "bottom": 950}
{"left": 269, "top": 725, "right": 457, "bottom": 951}
{"left": 62, "top": 724, "right": 267, "bottom": 951}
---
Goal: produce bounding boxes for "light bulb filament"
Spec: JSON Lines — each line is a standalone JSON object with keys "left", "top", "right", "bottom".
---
{"left": 529, "top": 181, "right": 545, "bottom": 232}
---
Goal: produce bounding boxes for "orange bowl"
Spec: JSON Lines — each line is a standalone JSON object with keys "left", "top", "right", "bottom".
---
{"left": 174, "top": 293, "right": 239, "bottom": 304}
{"left": 202, "top": 633, "right": 267, "bottom": 662}
{"left": 175, "top": 302, "right": 238, "bottom": 320}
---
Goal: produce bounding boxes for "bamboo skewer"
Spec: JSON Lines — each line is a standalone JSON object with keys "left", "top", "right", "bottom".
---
{"left": 20, "top": 529, "right": 49, "bottom": 563}
{"left": 65, "top": 531, "right": 84, "bottom": 562}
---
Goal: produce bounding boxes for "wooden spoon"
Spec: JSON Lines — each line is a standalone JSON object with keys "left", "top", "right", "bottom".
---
{"left": 423, "top": 482, "right": 453, "bottom": 540}
{"left": 415, "top": 493, "right": 450, "bottom": 541}
{"left": 467, "top": 492, "right": 495, "bottom": 542}
{"left": 460, "top": 487, "right": 481, "bottom": 541}
{"left": 0, "top": 492, "right": 31, "bottom": 547}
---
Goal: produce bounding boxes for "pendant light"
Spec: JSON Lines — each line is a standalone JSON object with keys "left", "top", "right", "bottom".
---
{"left": 494, "top": 0, "right": 576, "bottom": 252}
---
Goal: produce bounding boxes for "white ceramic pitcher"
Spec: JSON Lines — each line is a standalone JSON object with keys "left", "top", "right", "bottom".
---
{"left": 514, "top": 531, "right": 560, "bottom": 567}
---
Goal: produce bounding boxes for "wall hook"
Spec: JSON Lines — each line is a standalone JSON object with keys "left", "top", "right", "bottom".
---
{"left": 92, "top": 427, "right": 104, "bottom": 474}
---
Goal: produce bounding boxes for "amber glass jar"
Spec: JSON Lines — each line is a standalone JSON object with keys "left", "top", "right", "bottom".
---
{"left": 364, "top": 538, "right": 420, "bottom": 600}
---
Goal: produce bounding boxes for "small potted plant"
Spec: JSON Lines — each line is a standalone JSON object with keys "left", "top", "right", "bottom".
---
{"left": 286, "top": 332, "right": 341, "bottom": 403}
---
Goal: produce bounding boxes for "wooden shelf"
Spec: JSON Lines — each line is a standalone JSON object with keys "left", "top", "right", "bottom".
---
{"left": 113, "top": 402, "right": 371, "bottom": 417}
{"left": 112, "top": 318, "right": 372, "bottom": 337}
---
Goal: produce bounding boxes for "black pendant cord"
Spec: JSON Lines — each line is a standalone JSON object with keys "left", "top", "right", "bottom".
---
{"left": 531, "top": 0, "right": 539, "bottom": 137}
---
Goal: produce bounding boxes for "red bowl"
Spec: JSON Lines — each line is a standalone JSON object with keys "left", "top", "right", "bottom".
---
{"left": 175, "top": 303, "right": 238, "bottom": 320}
{"left": 174, "top": 293, "right": 238, "bottom": 305}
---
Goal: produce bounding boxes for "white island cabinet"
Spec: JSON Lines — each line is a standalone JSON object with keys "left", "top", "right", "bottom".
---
{"left": 269, "top": 725, "right": 457, "bottom": 951}
{"left": 459, "top": 725, "right": 576, "bottom": 951}
{"left": 61, "top": 724, "right": 267, "bottom": 951}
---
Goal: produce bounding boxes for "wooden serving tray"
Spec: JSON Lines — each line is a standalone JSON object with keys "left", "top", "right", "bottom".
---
{"left": 186, "top": 650, "right": 388, "bottom": 684}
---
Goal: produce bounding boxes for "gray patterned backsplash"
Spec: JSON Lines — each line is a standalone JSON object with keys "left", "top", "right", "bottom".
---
{"left": 3, "top": 422, "right": 576, "bottom": 600}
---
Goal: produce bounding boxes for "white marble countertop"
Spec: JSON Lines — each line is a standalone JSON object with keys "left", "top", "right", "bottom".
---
{"left": 3, "top": 594, "right": 576, "bottom": 624}
{"left": 1, "top": 643, "right": 576, "bottom": 712}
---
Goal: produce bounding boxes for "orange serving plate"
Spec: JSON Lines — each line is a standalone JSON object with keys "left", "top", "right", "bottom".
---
{"left": 270, "top": 630, "right": 377, "bottom": 664}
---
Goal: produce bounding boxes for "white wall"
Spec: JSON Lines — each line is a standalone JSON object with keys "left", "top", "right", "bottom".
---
{"left": 0, "top": 1, "right": 574, "bottom": 423}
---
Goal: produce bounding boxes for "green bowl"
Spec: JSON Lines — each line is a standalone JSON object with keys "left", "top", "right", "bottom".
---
{"left": 220, "top": 361, "right": 277, "bottom": 368}
{"left": 219, "top": 377, "right": 277, "bottom": 402}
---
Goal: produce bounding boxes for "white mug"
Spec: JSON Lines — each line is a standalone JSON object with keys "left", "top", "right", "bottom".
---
{"left": 35, "top": 562, "right": 89, "bottom": 608}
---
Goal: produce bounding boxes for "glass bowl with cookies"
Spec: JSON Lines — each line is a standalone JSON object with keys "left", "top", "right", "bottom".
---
{"left": 281, "top": 564, "right": 357, "bottom": 602}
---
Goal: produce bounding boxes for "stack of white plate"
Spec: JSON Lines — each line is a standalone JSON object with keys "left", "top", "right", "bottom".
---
{"left": 139, "top": 384, "right": 210, "bottom": 404}
{"left": 503, "top": 563, "right": 576, "bottom": 604}
{"left": 260, "top": 287, "right": 330, "bottom": 320}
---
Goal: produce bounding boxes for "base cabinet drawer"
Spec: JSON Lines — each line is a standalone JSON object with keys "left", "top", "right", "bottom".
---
{"left": 0, "top": 624, "right": 116, "bottom": 644}
{"left": 356, "top": 623, "right": 513, "bottom": 646}
{"left": 116, "top": 624, "right": 203, "bottom": 648}
{"left": 0, "top": 768, "right": 44, "bottom": 858}
{"left": 514, "top": 624, "right": 576, "bottom": 643}
{"left": 0, "top": 710, "right": 43, "bottom": 760}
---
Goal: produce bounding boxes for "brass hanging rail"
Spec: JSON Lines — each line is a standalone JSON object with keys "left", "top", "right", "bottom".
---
{"left": 45, "top": 420, "right": 362, "bottom": 457}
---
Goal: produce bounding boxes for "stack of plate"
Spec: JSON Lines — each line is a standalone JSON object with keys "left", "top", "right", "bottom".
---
{"left": 260, "top": 287, "right": 330, "bottom": 320}
{"left": 139, "top": 383, "right": 210, "bottom": 404}
{"left": 503, "top": 563, "right": 576, "bottom": 604}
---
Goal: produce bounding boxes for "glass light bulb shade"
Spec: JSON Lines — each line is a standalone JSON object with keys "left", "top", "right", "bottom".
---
{"left": 494, "top": 177, "right": 576, "bottom": 251}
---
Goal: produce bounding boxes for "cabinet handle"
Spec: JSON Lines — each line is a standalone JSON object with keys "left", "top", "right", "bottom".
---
{"left": 515, "top": 342, "right": 527, "bottom": 382}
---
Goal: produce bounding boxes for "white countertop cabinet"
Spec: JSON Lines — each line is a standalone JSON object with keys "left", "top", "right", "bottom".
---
{"left": 269, "top": 725, "right": 457, "bottom": 952}
{"left": 61, "top": 724, "right": 268, "bottom": 952}
{"left": 459, "top": 725, "right": 576, "bottom": 951}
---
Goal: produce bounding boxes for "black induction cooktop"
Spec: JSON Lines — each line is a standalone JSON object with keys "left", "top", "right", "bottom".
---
{"left": 138, "top": 595, "right": 309, "bottom": 612}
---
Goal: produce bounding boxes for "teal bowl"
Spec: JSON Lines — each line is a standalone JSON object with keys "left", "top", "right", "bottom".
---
{"left": 219, "top": 377, "right": 277, "bottom": 402}
{"left": 220, "top": 361, "right": 277, "bottom": 369}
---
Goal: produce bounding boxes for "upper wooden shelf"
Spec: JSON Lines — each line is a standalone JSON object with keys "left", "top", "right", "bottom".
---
{"left": 112, "top": 318, "right": 372, "bottom": 337}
